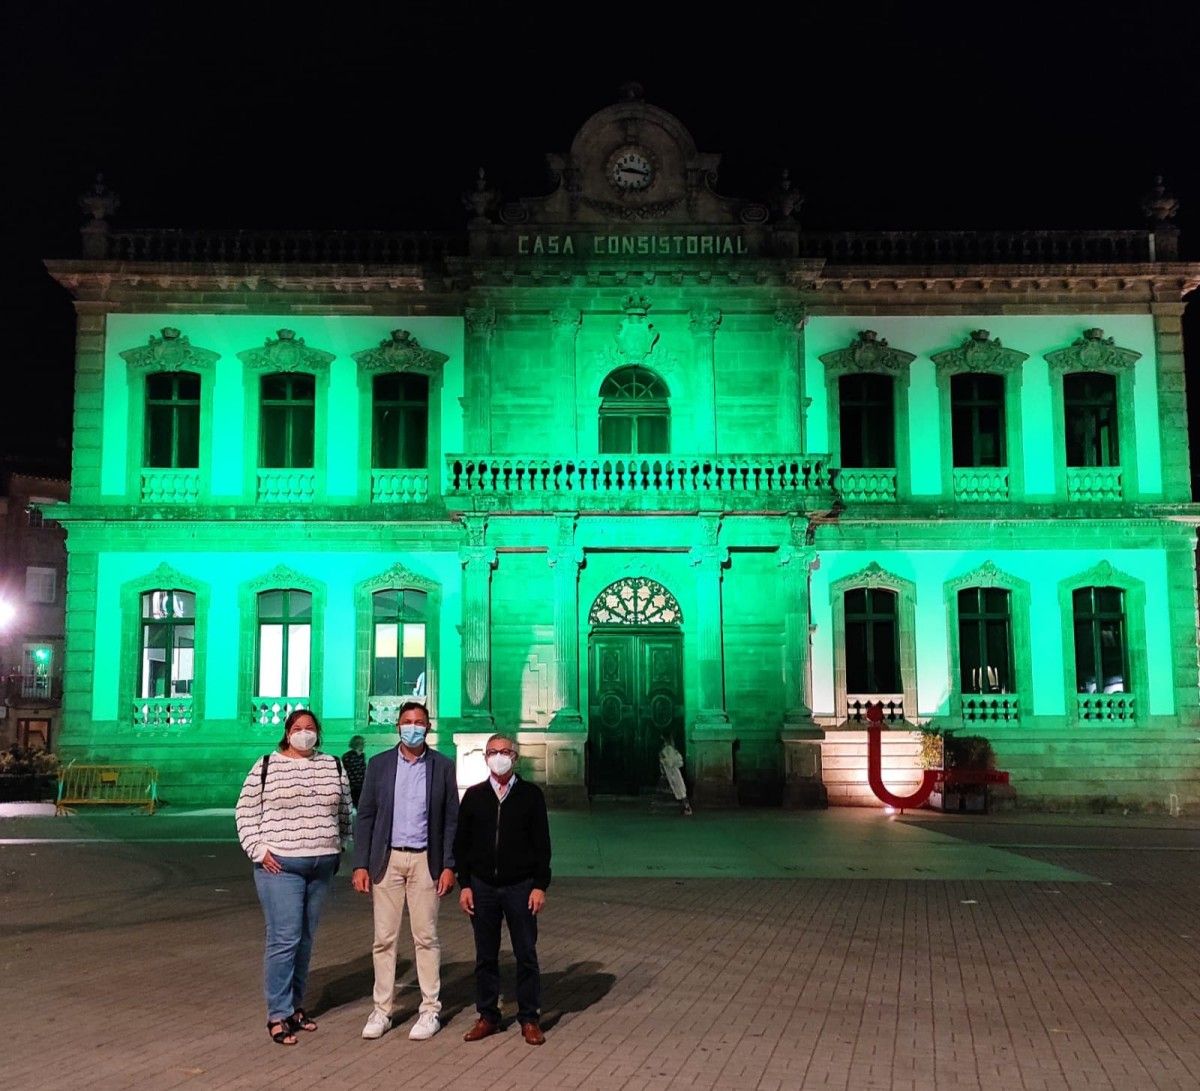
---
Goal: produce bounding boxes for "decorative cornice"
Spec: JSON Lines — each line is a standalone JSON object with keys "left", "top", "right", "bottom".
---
{"left": 464, "top": 306, "right": 497, "bottom": 336}
{"left": 930, "top": 330, "right": 1028, "bottom": 376}
{"left": 1044, "top": 328, "right": 1142, "bottom": 375}
{"left": 351, "top": 329, "right": 449, "bottom": 375}
{"left": 242, "top": 564, "right": 323, "bottom": 595}
{"left": 689, "top": 308, "right": 722, "bottom": 337}
{"left": 236, "top": 329, "right": 334, "bottom": 374}
{"left": 818, "top": 330, "right": 915, "bottom": 373}
{"left": 357, "top": 561, "right": 439, "bottom": 595}
{"left": 549, "top": 305, "right": 582, "bottom": 331}
{"left": 1058, "top": 559, "right": 1139, "bottom": 592}
{"left": 119, "top": 327, "right": 218, "bottom": 373}
{"left": 945, "top": 559, "right": 1027, "bottom": 594}
{"left": 774, "top": 304, "right": 808, "bottom": 330}
{"left": 830, "top": 560, "right": 914, "bottom": 595}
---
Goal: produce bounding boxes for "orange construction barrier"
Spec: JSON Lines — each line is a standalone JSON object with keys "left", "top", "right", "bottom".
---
{"left": 56, "top": 763, "right": 158, "bottom": 815}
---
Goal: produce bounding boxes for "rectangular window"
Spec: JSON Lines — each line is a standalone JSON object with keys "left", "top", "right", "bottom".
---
{"left": 145, "top": 372, "right": 201, "bottom": 468}
{"left": 373, "top": 372, "right": 429, "bottom": 469}
{"left": 844, "top": 587, "right": 901, "bottom": 693}
{"left": 21, "top": 645, "right": 52, "bottom": 698}
{"left": 839, "top": 373, "right": 895, "bottom": 468}
{"left": 372, "top": 589, "right": 428, "bottom": 697}
{"left": 256, "top": 590, "right": 312, "bottom": 698}
{"left": 140, "top": 590, "right": 196, "bottom": 699}
{"left": 957, "top": 587, "right": 1014, "bottom": 692}
{"left": 951, "top": 373, "right": 1006, "bottom": 468}
{"left": 25, "top": 567, "right": 56, "bottom": 604}
{"left": 260, "top": 373, "right": 316, "bottom": 468}
{"left": 1064, "top": 372, "right": 1119, "bottom": 467}
{"left": 1072, "top": 586, "right": 1128, "bottom": 693}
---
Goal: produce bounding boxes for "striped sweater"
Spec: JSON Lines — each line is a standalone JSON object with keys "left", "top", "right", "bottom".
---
{"left": 235, "top": 752, "right": 352, "bottom": 863}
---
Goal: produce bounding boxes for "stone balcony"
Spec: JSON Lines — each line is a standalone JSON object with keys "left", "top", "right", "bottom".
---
{"left": 141, "top": 469, "right": 201, "bottom": 504}
{"left": 953, "top": 467, "right": 1010, "bottom": 502}
{"left": 1066, "top": 466, "right": 1123, "bottom": 502}
{"left": 445, "top": 454, "right": 836, "bottom": 510}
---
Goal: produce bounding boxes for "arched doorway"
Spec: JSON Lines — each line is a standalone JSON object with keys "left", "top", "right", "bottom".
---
{"left": 587, "top": 577, "right": 684, "bottom": 795}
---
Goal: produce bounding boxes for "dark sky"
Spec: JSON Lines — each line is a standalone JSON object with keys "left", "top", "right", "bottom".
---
{"left": 4, "top": 0, "right": 1199, "bottom": 475}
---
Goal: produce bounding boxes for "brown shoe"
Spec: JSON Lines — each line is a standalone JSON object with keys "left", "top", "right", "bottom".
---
{"left": 521, "top": 1020, "right": 545, "bottom": 1046}
{"left": 463, "top": 1017, "right": 499, "bottom": 1042}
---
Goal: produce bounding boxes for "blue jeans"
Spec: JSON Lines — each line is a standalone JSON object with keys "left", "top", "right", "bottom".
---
{"left": 253, "top": 854, "right": 338, "bottom": 1023}
{"left": 469, "top": 876, "right": 540, "bottom": 1024}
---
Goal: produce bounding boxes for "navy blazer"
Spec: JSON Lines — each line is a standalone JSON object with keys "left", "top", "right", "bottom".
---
{"left": 353, "top": 745, "right": 459, "bottom": 883}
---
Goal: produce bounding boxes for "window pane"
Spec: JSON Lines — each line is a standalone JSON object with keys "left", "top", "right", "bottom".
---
{"left": 286, "top": 405, "right": 315, "bottom": 468}
{"left": 872, "top": 619, "right": 900, "bottom": 691}
{"left": 959, "top": 614, "right": 983, "bottom": 691}
{"left": 141, "top": 626, "right": 168, "bottom": 698}
{"left": 1064, "top": 373, "right": 1119, "bottom": 467}
{"left": 286, "top": 624, "right": 311, "bottom": 696}
{"left": 373, "top": 589, "right": 400, "bottom": 620}
{"left": 373, "top": 622, "right": 399, "bottom": 695}
{"left": 403, "top": 622, "right": 426, "bottom": 694}
{"left": 839, "top": 373, "right": 894, "bottom": 468}
{"left": 374, "top": 405, "right": 402, "bottom": 468}
{"left": 288, "top": 591, "right": 312, "bottom": 621}
{"left": 1074, "top": 618, "right": 1098, "bottom": 691}
{"left": 401, "top": 406, "right": 428, "bottom": 468}
{"left": 146, "top": 404, "right": 175, "bottom": 467}
{"left": 171, "top": 626, "right": 194, "bottom": 696}
{"left": 1099, "top": 618, "right": 1126, "bottom": 692}
{"left": 985, "top": 618, "right": 1012, "bottom": 692}
{"left": 868, "top": 589, "right": 896, "bottom": 617}
{"left": 636, "top": 414, "right": 668, "bottom": 453}
{"left": 845, "top": 618, "right": 869, "bottom": 691}
{"left": 258, "top": 590, "right": 285, "bottom": 620}
{"left": 600, "top": 416, "right": 633, "bottom": 454}
{"left": 258, "top": 624, "right": 284, "bottom": 697}
{"left": 172, "top": 592, "right": 195, "bottom": 619}
{"left": 176, "top": 404, "right": 200, "bottom": 467}
{"left": 261, "top": 404, "right": 288, "bottom": 466}
{"left": 404, "top": 589, "right": 428, "bottom": 620}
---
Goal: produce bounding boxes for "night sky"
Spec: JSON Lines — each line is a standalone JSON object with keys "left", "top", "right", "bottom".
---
{"left": 5, "top": 1, "right": 1199, "bottom": 479}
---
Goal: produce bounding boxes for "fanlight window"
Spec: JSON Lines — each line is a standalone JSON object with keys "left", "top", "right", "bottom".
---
{"left": 598, "top": 366, "right": 670, "bottom": 454}
{"left": 589, "top": 578, "right": 682, "bottom": 626}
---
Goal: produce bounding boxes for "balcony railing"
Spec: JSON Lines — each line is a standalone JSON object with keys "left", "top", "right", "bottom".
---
{"left": 141, "top": 469, "right": 201, "bottom": 504}
{"left": 252, "top": 697, "right": 310, "bottom": 727}
{"left": 953, "top": 467, "right": 1010, "bottom": 502}
{"left": 836, "top": 468, "right": 897, "bottom": 502}
{"left": 798, "top": 229, "right": 1155, "bottom": 264}
{"left": 1066, "top": 467, "right": 1123, "bottom": 502}
{"left": 961, "top": 694, "right": 1020, "bottom": 724}
{"left": 258, "top": 470, "right": 317, "bottom": 503}
{"left": 447, "top": 454, "right": 835, "bottom": 498}
{"left": 1077, "top": 692, "right": 1136, "bottom": 723}
{"left": 371, "top": 469, "right": 430, "bottom": 503}
{"left": 846, "top": 695, "right": 906, "bottom": 723}
{"left": 104, "top": 228, "right": 460, "bottom": 264}
{"left": 133, "top": 697, "right": 193, "bottom": 728}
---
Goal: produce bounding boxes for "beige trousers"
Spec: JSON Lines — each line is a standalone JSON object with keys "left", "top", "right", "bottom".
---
{"left": 371, "top": 849, "right": 441, "bottom": 1017}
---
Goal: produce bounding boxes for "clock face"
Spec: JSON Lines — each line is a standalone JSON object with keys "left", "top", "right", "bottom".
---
{"left": 610, "top": 148, "right": 654, "bottom": 192}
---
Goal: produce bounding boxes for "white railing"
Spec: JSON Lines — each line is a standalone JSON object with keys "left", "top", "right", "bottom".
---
{"left": 251, "top": 697, "right": 310, "bottom": 727}
{"left": 257, "top": 470, "right": 317, "bottom": 503}
{"left": 369, "top": 696, "right": 408, "bottom": 725}
{"left": 372, "top": 469, "right": 430, "bottom": 503}
{"left": 1077, "top": 692, "right": 1136, "bottom": 723}
{"left": 846, "top": 694, "right": 905, "bottom": 722}
{"left": 961, "top": 693, "right": 1020, "bottom": 724}
{"left": 953, "top": 467, "right": 1010, "bottom": 502}
{"left": 1066, "top": 467, "right": 1123, "bottom": 502}
{"left": 447, "top": 454, "right": 835, "bottom": 496}
{"left": 836, "top": 469, "right": 897, "bottom": 502}
{"left": 133, "top": 697, "right": 193, "bottom": 728}
{"left": 141, "top": 469, "right": 201, "bottom": 504}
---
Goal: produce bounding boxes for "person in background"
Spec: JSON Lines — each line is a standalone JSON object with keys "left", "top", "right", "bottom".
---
{"left": 342, "top": 734, "right": 367, "bottom": 809}
{"left": 658, "top": 736, "right": 693, "bottom": 816}
{"left": 235, "top": 709, "right": 351, "bottom": 1046}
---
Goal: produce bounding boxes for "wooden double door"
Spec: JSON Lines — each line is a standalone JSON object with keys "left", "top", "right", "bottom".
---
{"left": 587, "top": 629, "right": 684, "bottom": 795}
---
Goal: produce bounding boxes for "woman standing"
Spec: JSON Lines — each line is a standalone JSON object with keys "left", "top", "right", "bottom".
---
{"left": 236, "top": 709, "right": 351, "bottom": 1045}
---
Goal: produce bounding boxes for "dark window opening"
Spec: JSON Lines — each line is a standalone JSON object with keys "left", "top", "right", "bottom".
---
{"left": 1072, "top": 585, "right": 1128, "bottom": 693}
{"left": 373, "top": 372, "right": 429, "bottom": 469}
{"left": 957, "top": 586, "right": 1014, "bottom": 692}
{"left": 844, "top": 586, "right": 901, "bottom": 693}
{"left": 145, "top": 371, "right": 201, "bottom": 468}
{"left": 951, "top": 372, "right": 1006, "bottom": 468}
{"left": 599, "top": 366, "right": 670, "bottom": 455}
{"left": 260, "top": 372, "right": 315, "bottom": 468}
{"left": 1064, "top": 372, "right": 1119, "bottom": 467}
{"left": 839, "top": 373, "right": 895, "bottom": 468}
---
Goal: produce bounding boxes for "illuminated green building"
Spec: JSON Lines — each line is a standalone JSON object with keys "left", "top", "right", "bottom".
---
{"left": 46, "top": 89, "right": 1200, "bottom": 809}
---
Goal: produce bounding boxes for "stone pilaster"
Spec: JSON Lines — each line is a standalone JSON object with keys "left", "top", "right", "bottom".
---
{"left": 689, "top": 308, "right": 722, "bottom": 451}
{"left": 547, "top": 519, "right": 585, "bottom": 730}
{"left": 463, "top": 305, "right": 496, "bottom": 452}
{"left": 70, "top": 305, "right": 110, "bottom": 501}
{"left": 459, "top": 515, "right": 496, "bottom": 727}
{"left": 550, "top": 307, "right": 581, "bottom": 449}
{"left": 1152, "top": 304, "right": 1191, "bottom": 502}
{"left": 774, "top": 305, "right": 808, "bottom": 451}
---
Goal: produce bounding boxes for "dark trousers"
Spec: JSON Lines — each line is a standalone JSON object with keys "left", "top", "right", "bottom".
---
{"left": 469, "top": 875, "right": 540, "bottom": 1024}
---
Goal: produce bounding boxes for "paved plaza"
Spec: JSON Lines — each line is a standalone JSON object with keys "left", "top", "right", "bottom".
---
{"left": 3, "top": 806, "right": 1200, "bottom": 1090}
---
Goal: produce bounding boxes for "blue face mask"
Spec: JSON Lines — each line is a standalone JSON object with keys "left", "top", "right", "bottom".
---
{"left": 399, "top": 725, "right": 427, "bottom": 748}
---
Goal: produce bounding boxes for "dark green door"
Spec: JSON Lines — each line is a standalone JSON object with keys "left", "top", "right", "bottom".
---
{"left": 588, "top": 630, "right": 683, "bottom": 795}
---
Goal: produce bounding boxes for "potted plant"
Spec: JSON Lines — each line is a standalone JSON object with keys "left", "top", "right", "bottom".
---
{"left": 919, "top": 727, "right": 946, "bottom": 810}
{"left": 940, "top": 733, "right": 994, "bottom": 813}
{"left": 0, "top": 747, "right": 61, "bottom": 804}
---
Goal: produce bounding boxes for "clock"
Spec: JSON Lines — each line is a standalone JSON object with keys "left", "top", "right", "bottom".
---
{"left": 609, "top": 147, "right": 655, "bottom": 192}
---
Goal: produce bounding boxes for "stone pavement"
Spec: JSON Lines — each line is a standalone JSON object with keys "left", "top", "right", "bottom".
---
{"left": 2, "top": 807, "right": 1199, "bottom": 1091}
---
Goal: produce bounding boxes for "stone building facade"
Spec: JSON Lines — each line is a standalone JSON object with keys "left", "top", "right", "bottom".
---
{"left": 46, "top": 89, "right": 1200, "bottom": 808}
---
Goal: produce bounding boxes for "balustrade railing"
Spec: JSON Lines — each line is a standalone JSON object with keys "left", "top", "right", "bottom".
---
{"left": 141, "top": 469, "right": 201, "bottom": 504}
{"left": 372, "top": 469, "right": 430, "bottom": 503}
{"left": 798, "top": 229, "right": 1154, "bottom": 264}
{"left": 447, "top": 454, "right": 835, "bottom": 497}
{"left": 846, "top": 695, "right": 905, "bottom": 723}
{"left": 1077, "top": 692, "right": 1136, "bottom": 723}
{"left": 252, "top": 697, "right": 310, "bottom": 727}
{"left": 836, "top": 468, "right": 897, "bottom": 502}
{"left": 257, "top": 470, "right": 317, "bottom": 503}
{"left": 1066, "top": 467, "right": 1123, "bottom": 502}
{"left": 953, "top": 467, "right": 1010, "bottom": 502}
{"left": 104, "top": 228, "right": 460, "bottom": 264}
{"left": 133, "top": 697, "right": 193, "bottom": 728}
{"left": 961, "top": 693, "right": 1020, "bottom": 724}
{"left": 369, "top": 695, "right": 425, "bottom": 725}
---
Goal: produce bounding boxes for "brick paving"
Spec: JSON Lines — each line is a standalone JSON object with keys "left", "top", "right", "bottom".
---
{"left": 2, "top": 809, "right": 1199, "bottom": 1090}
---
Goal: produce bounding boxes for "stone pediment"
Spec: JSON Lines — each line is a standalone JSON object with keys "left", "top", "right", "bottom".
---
{"left": 352, "top": 330, "right": 449, "bottom": 375}
{"left": 120, "top": 327, "right": 218, "bottom": 373}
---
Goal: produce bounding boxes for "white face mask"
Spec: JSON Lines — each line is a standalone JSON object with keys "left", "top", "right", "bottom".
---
{"left": 289, "top": 729, "right": 318, "bottom": 752}
{"left": 486, "top": 753, "right": 513, "bottom": 777}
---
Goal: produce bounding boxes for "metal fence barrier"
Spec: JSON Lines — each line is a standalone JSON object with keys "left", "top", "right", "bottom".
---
{"left": 56, "top": 763, "right": 159, "bottom": 815}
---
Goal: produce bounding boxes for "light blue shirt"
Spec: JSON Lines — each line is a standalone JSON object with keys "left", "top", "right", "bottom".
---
{"left": 392, "top": 747, "right": 428, "bottom": 848}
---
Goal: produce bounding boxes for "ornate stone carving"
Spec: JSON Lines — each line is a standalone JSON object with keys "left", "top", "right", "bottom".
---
{"left": 237, "top": 329, "right": 334, "bottom": 374}
{"left": 245, "top": 564, "right": 321, "bottom": 594}
{"left": 463, "top": 167, "right": 499, "bottom": 224}
{"left": 79, "top": 173, "right": 119, "bottom": 223}
{"left": 464, "top": 306, "right": 497, "bottom": 337}
{"left": 931, "top": 330, "right": 1029, "bottom": 375}
{"left": 1044, "top": 328, "right": 1142, "bottom": 374}
{"left": 689, "top": 308, "right": 722, "bottom": 337}
{"left": 615, "top": 296, "right": 659, "bottom": 362}
{"left": 771, "top": 168, "right": 804, "bottom": 223}
{"left": 1065, "top": 559, "right": 1136, "bottom": 591}
{"left": 830, "top": 560, "right": 908, "bottom": 594}
{"left": 579, "top": 194, "right": 683, "bottom": 220}
{"left": 352, "top": 329, "right": 449, "bottom": 375}
{"left": 120, "top": 327, "right": 218, "bottom": 373}
{"left": 945, "top": 560, "right": 1026, "bottom": 593}
{"left": 818, "top": 330, "right": 915, "bottom": 373}
{"left": 461, "top": 514, "right": 487, "bottom": 548}
{"left": 549, "top": 306, "right": 581, "bottom": 332}
{"left": 588, "top": 577, "right": 682, "bottom": 625}
{"left": 774, "top": 305, "right": 808, "bottom": 330}
{"left": 1141, "top": 175, "right": 1179, "bottom": 222}
{"left": 359, "top": 561, "right": 439, "bottom": 596}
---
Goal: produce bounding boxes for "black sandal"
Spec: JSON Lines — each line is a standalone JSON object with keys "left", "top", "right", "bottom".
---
{"left": 268, "top": 1020, "right": 298, "bottom": 1045}
{"left": 288, "top": 1009, "right": 318, "bottom": 1033}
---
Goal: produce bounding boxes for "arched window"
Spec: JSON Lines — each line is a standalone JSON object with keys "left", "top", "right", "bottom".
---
{"left": 139, "top": 590, "right": 195, "bottom": 698}
{"left": 838, "top": 373, "right": 895, "bottom": 468}
{"left": 844, "top": 587, "right": 900, "bottom": 693}
{"left": 598, "top": 366, "right": 669, "bottom": 454}
{"left": 256, "top": 590, "right": 312, "bottom": 700}
{"left": 260, "top": 373, "right": 316, "bottom": 468}
{"left": 1064, "top": 372, "right": 1119, "bottom": 467}
{"left": 372, "top": 589, "right": 428, "bottom": 697}
{"left": 1072, "top": 586, "right": 1128, "bottom": 693}
{"left": 957, "top": 587, "right": 1014, "bottom": 693}
{"left": 145, "top": 372, "right": 201, "bottom": 468}
{"left": 951, "top": 373, "right": 1005, "bottom": 468}
{"left": 588, "top": 577, "right": 682, "bottom": 625}
{"left": 373, "top": 372, "right": 429, "bottom": 469}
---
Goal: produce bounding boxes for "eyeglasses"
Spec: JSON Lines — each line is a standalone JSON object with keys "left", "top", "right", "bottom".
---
{"left": 485, "top": 748, "right": 517, "bottom": 758}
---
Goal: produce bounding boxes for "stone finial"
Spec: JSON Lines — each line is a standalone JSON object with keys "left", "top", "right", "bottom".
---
{"left": 621, "top": 294, "right": 652, "bottom": 317}
{"left": 771, "top": 168, "right": 804, "bottom": 223}
{"left": 1141, "top": 175, "right": 1179, "bottom": 223}
{"left": 463, "top": 167, "right": 498, "bottom": 224}
{"left": 619, "top": 80, "right": 645, "bottom": 101}
{"left": 79, "top": 173, "right": 119, "bottom": 223}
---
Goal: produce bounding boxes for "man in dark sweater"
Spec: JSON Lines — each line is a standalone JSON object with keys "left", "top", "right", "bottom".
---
{"left": 454, "top": 732, "right": 552, "bottom": 1045}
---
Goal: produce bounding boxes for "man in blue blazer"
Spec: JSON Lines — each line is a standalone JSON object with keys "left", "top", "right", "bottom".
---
{"left": 352, "top": 701, "right": 459, "bottom": 1041}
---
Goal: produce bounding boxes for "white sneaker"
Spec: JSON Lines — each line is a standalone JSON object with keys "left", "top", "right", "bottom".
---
{"left": 408, "top": 1011, "right": 441, "bottom": 1040}
{"left": 362, "top": 1011, "right": 391, "bottom": 1039}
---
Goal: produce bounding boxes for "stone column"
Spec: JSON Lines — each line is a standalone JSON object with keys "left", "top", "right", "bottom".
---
{"left": 689, "top": 308, "right": 722, "bottom": 452}
{"left": 463, "top": 305, "right": 496, "bottom": 452}
{"left": 689, "top": 515, "right": 735, "bottom": 804}
{"left": 550, "top": 306, "right": 581, "bottom": 450}
{"left": 544, "top": 516, "right": 587, "bottom": 806}
{"left": 778, "top": 526, "right": 827, "bottom": 807}
{"left": 460, "top": 515, "right": 497, "bottom": 727}
{"left": 775, "top": 305, "right": 808, "bottom": 451}
{"left": 1152, "top": 303, "right": 1191, "bottom": 502}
